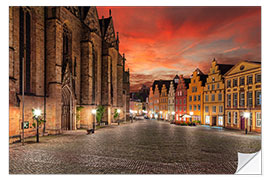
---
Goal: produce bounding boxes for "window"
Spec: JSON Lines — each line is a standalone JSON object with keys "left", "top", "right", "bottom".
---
{"left": 211, "top": 94, "right": 215, "bottom": 101}
{"left": 255, "top": 74, "right": 261, "bottom": 83}
{"left": 247, "top": 75, "right": 253, "bottom": 85}
{"left": 208, "top": 85, "right": 210, "bottom": 90}
{"left": 218, "top": 93, "right": 222, "bottom": 101}
{"left": 256, "top": 112, "right": 261, "bottom": 127}
{"left": 212, "top": 106, "right": 216, "bottom": 113}
{"left": 212, "top": 77, "right": 215, "bottom": 82}
{"left": 183, "top": 106, "right": 186, "bottom": 112}
{"left": 228, "top": 112, "right": 231, "bottom": 124}
{"left": 189, "top": 96, "right": 192, "bottom": 102}
{"left": 212, "top": 84, "right": 215, "bottom": 90}
{"left": 205, "top": 95, "right": 209, "bottom": 102}
{"left": 247, "top": 91, "right": 253, "bottom": 107}
{"left": 212, "top": 69, "right": 215, "bottom": 74}
{"left": 227, "top": 80, "right": 231, "bottom": 88}
{"left": 189, "top": 105, "right": 192, "bottom": 111}
{"left": 194, "top": 95, "right": 197, "bottom": 101}
{"left": 198, "top": 95, "right": 201, "bottom": 101}
{"left": 233, "top": 93, "right": 238, "bottom": 107}
{"left": 19, "top": 8, "right": 32, "bottom": 94}
{"left": 233, "top": 112, "right": 238, "bottom": 124}
{"left": 217, "top": 83, "right": 220, "bottom": 89}
{"left": 239, "top": 92, "right": 245, "bottom": 107}
{"left": 255, "top": 91, "right": 261, "bottom": 106}
{"left": 179, "top": 99, "right": 182, "bottom": 105}
{"left": 205, "top": 106, "right": 209, "bottom": 113}
{"left": 183, "top": 99, "right": 186, "bottom": 104}
{"left": 194, "top": 105, "right": 197, "bottom": 111}
{"left": 180, "top": 91, "right": 182, "bottom": 96}
{"left": 179, "top": 106, "right": 182, "bottom": 112}
{"left": 198, "top": 105, "right": 201, "bottom": 111}
{"left": 233, "top": 79, "right": 238, "bottom": 87}
{"left": 227, "top": 94, "right": 231, "bottom": 107}
{"left": 240, "top": 77, "right": 245, "bottom": 86}
{"left": 176, "top": 99, "right": 178, "bottom": 105}
{"left": 218, "top": 116, "right": 223, "bottom": 126}
{"left": 219, "top": 106, "right": 223, "bottom": 113}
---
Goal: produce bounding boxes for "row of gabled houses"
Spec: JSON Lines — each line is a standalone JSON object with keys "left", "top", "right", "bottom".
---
{"left": 146, "top": 59, "right": 261, "bottom": 132}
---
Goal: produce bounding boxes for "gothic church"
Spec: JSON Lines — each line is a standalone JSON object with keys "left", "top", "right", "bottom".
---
{"left": 9, "top": 7, "right": 130, "bottom": 141}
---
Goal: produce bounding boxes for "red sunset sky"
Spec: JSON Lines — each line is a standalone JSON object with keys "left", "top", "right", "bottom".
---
{"left": 97, "top": 7, "right": 261, "bottom": 92}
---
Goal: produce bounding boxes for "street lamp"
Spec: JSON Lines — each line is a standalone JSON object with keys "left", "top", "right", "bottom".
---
{"left": 33, "top": 108, "right": 42, "bottom": 143}
{"left": 91, "top": 109, "right": 96, "bottom": 133}
{"left": 190, "top": 111, "right": 194, "bottom": 123}
{"left": 244, "top": 112, "right": 250, "bottom": 134}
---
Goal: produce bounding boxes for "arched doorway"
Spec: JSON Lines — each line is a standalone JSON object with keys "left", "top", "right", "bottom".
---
{"left": 61, "top": 85, "right": 73, "bottom": 130}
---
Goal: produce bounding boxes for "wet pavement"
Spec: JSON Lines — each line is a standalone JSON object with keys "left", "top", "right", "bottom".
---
{"left": 9, "top": 119, "right": 261, "bottom": 174}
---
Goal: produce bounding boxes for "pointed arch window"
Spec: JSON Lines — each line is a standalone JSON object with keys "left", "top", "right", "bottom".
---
{"left": 19, "top": 7, "right": 32, "bottom": 94}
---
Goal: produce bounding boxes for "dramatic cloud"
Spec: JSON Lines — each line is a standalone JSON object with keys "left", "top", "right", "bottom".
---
{"left": 97, "top": 6, "right": 261, "bottom": 92}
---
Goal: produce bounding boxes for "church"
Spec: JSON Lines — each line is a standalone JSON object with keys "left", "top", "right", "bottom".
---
{"left": 9, "top": 7, "right": 130, "bottom": 142}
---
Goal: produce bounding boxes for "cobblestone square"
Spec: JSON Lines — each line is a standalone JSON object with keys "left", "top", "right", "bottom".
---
{"left": 9, "top": 120, "right": 261, "bottom": 174}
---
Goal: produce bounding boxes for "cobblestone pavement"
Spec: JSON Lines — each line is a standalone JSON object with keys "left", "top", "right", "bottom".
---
{"left": 9, "top": 120, "right": 261, "bottom": 174}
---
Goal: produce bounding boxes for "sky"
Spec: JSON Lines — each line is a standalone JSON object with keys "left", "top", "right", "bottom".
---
{"left": 97, "top": 7, "right": 261, "bottom": 92}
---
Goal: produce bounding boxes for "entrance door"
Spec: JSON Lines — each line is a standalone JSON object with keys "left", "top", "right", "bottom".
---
{"left": 212, "top": 116, "right": 217, "bottom": 126}
{"left": 61, "top": 85, "right": 73, "bottom": 130}
{"left": 240, "top": 116, "right": 245, "bottom": 130}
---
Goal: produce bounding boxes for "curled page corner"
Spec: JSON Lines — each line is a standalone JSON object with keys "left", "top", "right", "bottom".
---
{"left": 235, "top": 150, "right": 261, "bottom": 174}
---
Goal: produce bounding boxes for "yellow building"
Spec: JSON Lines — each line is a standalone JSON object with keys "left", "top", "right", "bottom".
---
{"left": 203, "top": 59, "right": 234, "bottom": 126}
{"left": 160, "top": 84, "right": 169, "bottom": 120}
{"left": 224, "top": 61, "right": 261, "bottom": 132}
{"left": 187, "top": 69, "right": 207, "bottom": 123}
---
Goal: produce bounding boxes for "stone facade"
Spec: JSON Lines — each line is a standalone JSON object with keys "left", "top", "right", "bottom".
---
{"left": 9, "top": 7, "right": 130, "bottom": 141}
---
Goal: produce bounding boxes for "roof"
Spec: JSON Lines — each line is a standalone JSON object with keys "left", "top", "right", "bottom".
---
{"left": 245, "top": 60, "right": 261, "bottom": 64}
{"left": 199, "top": 75, "right": 208, "bottom": 86}
{"left": 184, "top": 78, "right": 191, "bottom": 89}
{"left": 99, "top": 17, "right": 111, "bottom": 36}
{"left": 152, "top": 80, "right": 171, "bottom": 94}
{"left": 217, "top": 64, "right": 234, "bottom": 75}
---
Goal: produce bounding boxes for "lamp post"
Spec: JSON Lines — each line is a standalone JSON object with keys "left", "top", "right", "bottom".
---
{"left": 160, "top": 111, "right": 162, "bottom": 120}
{"left": 91, "top": 109, "right": 96, "bottom": 133}
{"left": 190, "top": 111, "right": 194, "bottom": 123}
{"left": 172, "top": 111, "right": 175, "bottom": 123}
{"left": 244, "top": 112, "right": 249, "bottom": 134}
{"left": 33, "top": 108, "right": 42, "bottom": 143}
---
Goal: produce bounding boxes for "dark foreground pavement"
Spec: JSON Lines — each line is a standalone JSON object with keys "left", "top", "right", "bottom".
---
{"left": 9, "top": 120, "right": 261, "bottom": 174}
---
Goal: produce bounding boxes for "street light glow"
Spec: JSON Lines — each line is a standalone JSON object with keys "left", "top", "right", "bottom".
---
{"left": 172, "top": 111, "right": 175, "bottom": 115}
{"left": 160, "top": 111, "right": 162, "bottom": 114}
{"left": 91, "top": 109, "right": 97, "bottom": 114}
{"left": 244, "top": 112, "right": 250, "bottom": 118}
{"left": 117, "top": 109, "right": 121, "bottom": 113}
{"left": 33, "top": 109, "right": 41, "bottom": 117}
{"left": 190, "top": 112, "right": 194, "bottom": 115}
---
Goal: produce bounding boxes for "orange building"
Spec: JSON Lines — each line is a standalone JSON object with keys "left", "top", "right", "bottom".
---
{"left": 159, "top": 84, "right": 169, "bottom": 120}
{"left": 187, "top": 69, "right": 207, "bottom": 123}
{"left": 203, "top": 59, "right": 233, "bottom": 126}
{"left": 148, "top": 87, "right": 154, "bottom": 118}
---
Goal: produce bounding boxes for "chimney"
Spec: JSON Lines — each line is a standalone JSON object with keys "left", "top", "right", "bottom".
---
{"left": 109, "top": 9, "right": 112, "bottom": 17}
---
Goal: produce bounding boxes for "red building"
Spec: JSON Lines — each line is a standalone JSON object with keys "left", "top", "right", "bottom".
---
{"left": 175, "top": 75, "right": 190, "bottom": 122}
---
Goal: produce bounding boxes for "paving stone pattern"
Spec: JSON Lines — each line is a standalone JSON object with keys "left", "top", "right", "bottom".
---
{"left": 9, "top": 120, "right": 261, "bottom": 174}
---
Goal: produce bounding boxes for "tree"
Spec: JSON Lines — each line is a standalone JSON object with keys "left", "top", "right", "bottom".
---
{"left": 113, "top": 109, "right": 120, "bottom": 121}
{"left": 96, "top": 105, "right": 105, "bottom": 125}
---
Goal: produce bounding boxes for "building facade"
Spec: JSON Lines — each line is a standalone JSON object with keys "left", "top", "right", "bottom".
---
{"left": 9, "top": 7, "right": 130, "bottom": 141}
{"left": 224, "top": 61, "right": 261, "bottom": 132}
{"left": 187, "top": 69, "right": 207, "bottom": 123}
{"left": 168, "top": 81, "right": 175, "bottom": 121}
{"left": 203, "top": 59, "right": 233, "bottom": 126}
{"left": 159, "top": 84, "right": 169, "bottom": 120}
{"left": 175, "top": 75, "right": 190, "bottom": 122}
